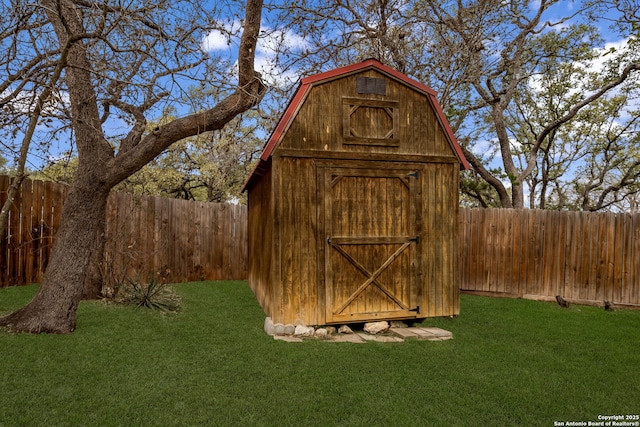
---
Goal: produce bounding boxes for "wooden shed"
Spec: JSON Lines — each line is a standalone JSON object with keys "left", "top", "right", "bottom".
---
{"left": 243, "top": 59, "right": 469, "bottom": 326}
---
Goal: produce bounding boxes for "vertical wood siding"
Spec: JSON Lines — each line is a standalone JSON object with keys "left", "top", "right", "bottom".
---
{"left": 459, "top": 208, "right": 640, "bottom": 307}
{"left": 274, "top": 157, "right": 321, "bottom": 324}
{"left": 0, "top": 176, "right": 247, "bottom": 287}
{"left": 248, "top": 164, "right": 276, "bottom": 318}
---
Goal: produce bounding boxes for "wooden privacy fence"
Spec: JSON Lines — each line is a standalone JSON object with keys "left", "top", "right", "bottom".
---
{"left": 459, "top": 208, "right": 640, "bottom": 308}
{"left": 2, "top": 175, "right": 640, "bottom": 309}
{"left": 0, "top": 177, "right": 66, "bottom": 287}
{"left": 0, "top": 176, "right": 247, "bottom": 287}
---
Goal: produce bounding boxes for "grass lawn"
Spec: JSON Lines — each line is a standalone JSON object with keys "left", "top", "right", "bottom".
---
{"left": 1, "top": 281, "right": 638, "bottom": 426}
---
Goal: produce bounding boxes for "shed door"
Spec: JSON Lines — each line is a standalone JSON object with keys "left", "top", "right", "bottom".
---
{"left": 324, "top": 167, "right": 421, "bottom": 324}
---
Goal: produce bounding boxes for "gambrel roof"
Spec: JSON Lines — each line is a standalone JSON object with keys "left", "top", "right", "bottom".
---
{"left": 243, "top": 59, "right": 469, "bottom": 191}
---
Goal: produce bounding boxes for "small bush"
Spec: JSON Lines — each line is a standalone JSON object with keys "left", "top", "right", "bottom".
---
{"left": 117, "top": 276, "right": 181, "bottom": 312}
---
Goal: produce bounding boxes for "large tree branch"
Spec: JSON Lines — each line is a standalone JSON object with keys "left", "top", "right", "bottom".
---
{"left": 519, "top": 61, "right": 640, "bottom": 181}
{"left": 238, "top": 0, "right": 263, "bottom": 87}
{"left": 107, "top": 78, "right": 265, "bottom": 186}
{"left": 460, "top": 144, "right": 513, "bottom": 208}
{"left": 106, "top": 0, "right": 266, "bottom": 186}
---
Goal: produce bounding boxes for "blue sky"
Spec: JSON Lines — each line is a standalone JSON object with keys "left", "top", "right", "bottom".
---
{"left": 4, "top": 0, "right": 636, "bottom": 178}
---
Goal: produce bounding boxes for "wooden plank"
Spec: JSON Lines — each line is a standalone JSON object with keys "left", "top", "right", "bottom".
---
{"left": 130, "top": 193, "right": 145, "bottom": 279}
{"left": 421, "top": 167, "right": 434, "bottom": 315}
{"left": 0, "top": 176, "right": 8, "bottom": 286}
{"left": 610, "top": 213, "right": 623, "bottom": 304}
{"left": 205, "top": 202, "right": 217, "bottom": 280}
{"left": 323, "top": 165, "right": 334, "bottom": 323}
{"left": 435, "top": 163, "right": 446, "bottom": 315}
{"left": 16, "top": 178, "right": 31, "bottom": 285}
{"left": 5, "top": 177, "right": 17, "bottom": 285}
{"left": 248, "top": 164, "right": 274, "bottom": 314}
{"left": 542, "top": 210, "right": 556, "bottom": 298}
{"left": 617, "top": 213, "right": 630, "bottom": 304}
{"left": 574, "top": 210, "right": 588, "bottom": 300}
{"left": 530, "top": 208, "right": 543, "bottom": 296}
{"left": 467, "top": 208, "right": 482, "bottom": 292}
{"left": 8, "top": 177, "right": 20, "bottom": 285}
{"left": 279, "top": 158, "right": 294, "bottom": 320}
{"left": 509, "top": 208, "right": 523, "bottom": 296}
{"left": 226, "top": 203, "right": 236, "bottom": 280}
{"left": 212, "top": 200, "right": 223, "bottom": 280}
{"left": 597, "top": 213, "right": 614, "bottom": 303}
{"left": 315, "top": 165, "right": 326, "bottom": 324}
{"left": 297, "top": 158, "right": 312, "bottom": 318}
{"left": 458, "top": 208, "right": 469, "bottom": 292}
{"left": 450, "top": 167, "right": 460, "bottom": 315}
{"left": 551, "top": 210, "right": 567, "bottom": 297}
{"left": 142, "top": 196, "right": 157, "bottom": 280}
{"left": 288, "top": 158, "right": 303, "bottom": 319}
{"left": 496, "top": 208, "right": 509, "bottom": 294}
{"left": 516, "top": 209, "right": 529, "bottom": 295}
{"left": 275, "top": 149, "right": 459, "bottom": 165}
{"left": 38, "top": 180, "right": 55, "bottom": 284}
{"left": 584, "top": 212, "right": 597, "bottom": 301}
{"left": 483, "top": 208, "right": 495, "bottom": 293}
{"left": 473, "top": 208, "right": 485, "bottom": 292}
{"left": 631, "top": 214, "right": 640, "bottom": 305}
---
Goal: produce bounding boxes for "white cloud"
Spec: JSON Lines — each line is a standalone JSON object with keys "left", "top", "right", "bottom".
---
{"left": 590, "top": 38, "right": 631, "bottom": 73}
{"left": 257, "top": 28, "right": 309, "bottom": 55}
{"left": 201, "top": 23, "right": 309, "bottom": 56}
{"left": 1, "top": 88, "right": 69, "bottom": 117}
{"left": 201, "top": 31, "right": 233, "bottom": 52}
{"left": 201, "top": 23, "right": 309, "bottom": 87}
{"left": 201, "top": 21, "right": 242, "bottom": 53}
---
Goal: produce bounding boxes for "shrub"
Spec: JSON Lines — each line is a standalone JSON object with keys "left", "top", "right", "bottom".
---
{"left": 117, "top": 276, "right": 181, "bottom": 312}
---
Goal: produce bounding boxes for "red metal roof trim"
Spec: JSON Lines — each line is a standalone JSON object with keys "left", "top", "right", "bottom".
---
{"left": 242, "top": 59, "right": 469, "bottom": 191}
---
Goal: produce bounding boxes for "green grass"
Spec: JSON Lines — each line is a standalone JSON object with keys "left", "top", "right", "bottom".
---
{"left": 1, "top": 282, "right": 638, "bottom": 426}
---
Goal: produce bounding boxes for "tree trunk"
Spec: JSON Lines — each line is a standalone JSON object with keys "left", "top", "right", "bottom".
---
{"left": 82, "top": 213, "right": 107, "bottom": 300}
{"left": 511, "top": 181, "right": 525, "bottom": 209}
{"left": 0, "top": 178, "right": 110, "bottom": 333}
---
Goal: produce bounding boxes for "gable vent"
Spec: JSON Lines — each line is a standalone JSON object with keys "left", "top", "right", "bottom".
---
{"left": 356, "top": 76, "right": 386, "bottom": 95}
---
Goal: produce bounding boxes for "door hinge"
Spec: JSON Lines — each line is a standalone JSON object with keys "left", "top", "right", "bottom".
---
{"left": 409, "top": 236, "right": 420, "bottom": 244}
{"left": 407, "top": 171, "right": 419, "bottom": 178}
{"left": 409, "top": 306, "right": 420, "bottom": 313}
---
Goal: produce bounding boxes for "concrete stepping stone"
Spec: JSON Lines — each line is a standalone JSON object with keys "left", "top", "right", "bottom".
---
{"left": 389, "top": 327, "right": 420, "bottom": 339}
{"left": 411, "top": 327, "right": 453, "bottom": 341}
{"left": 419, "top": 327, "right": 453, "bottom": 338}
{"left": 327, "top": 334, "right": 367, "bottom": 343}
{"left": 356, "top": 333, "right": 404, "bottom": 343}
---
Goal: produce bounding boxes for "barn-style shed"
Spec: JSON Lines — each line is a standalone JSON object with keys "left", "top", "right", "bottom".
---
{"left": 243, "top": 59, "right": 469, "bottom": 326}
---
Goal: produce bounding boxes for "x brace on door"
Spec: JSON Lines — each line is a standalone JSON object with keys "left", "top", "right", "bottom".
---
{"left": 328, "top": 236, "right": 418, "bottom": 316}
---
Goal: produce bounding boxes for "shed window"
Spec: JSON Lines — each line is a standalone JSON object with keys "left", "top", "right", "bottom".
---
{"left": 342, "top": 97, "right": 400, "bottom": 146}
